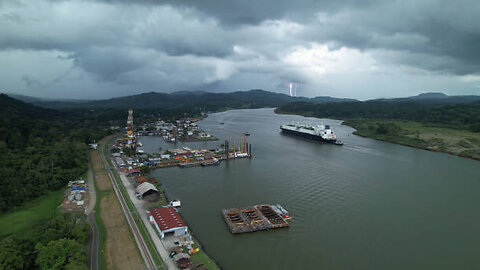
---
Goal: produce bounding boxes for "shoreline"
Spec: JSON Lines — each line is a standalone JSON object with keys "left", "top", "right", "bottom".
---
{"left": 341, "top": 119, "right": 480, "bottom": 162}
{"left": 158, "top": 185, "right": 223, "bottom": 270}
{"left": 275, "top": 109, "right": 480, "bottom": 162}
{"left": 348, "top": 127, "right": 480, "bottom": 161}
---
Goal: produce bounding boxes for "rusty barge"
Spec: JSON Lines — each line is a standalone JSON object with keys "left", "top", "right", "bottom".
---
{"left": 222, "top": 204, "right": 290, "bottom": 234}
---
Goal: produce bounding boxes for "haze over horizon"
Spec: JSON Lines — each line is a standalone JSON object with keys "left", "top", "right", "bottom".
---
{"left": 2, "top": 0, "right": 480, "bottom": 100}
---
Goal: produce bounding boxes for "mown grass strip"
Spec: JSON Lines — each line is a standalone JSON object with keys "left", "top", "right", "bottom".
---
{"left": 191, "top": 240, "right": 221, "bottom": 270}
{"left": 0, "top": 188, "right": 64, "bottom": 237}
{"left": 103, "top": 139, "right": 165, "bottom": 268}
{"left": 91, "top": 166, "right": 110, "bottom": 270}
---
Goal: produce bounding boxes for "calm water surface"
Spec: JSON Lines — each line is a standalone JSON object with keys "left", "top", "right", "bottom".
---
{"left": 142, "top": 108, "right": 480, "bottom": 270}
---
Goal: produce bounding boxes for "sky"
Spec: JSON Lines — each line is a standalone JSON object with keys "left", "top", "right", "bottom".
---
{"left": 2, "top": 0, "right": 480, "bottom": 100}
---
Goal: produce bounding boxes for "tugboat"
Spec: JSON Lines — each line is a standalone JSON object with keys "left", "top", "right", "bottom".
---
{"left": 272, "top": 204, "right": 292, "bottom": 220}
{"left": 169, "top": 200, "right": 181, "bottom": 207}
{"left": 280, "top": 123, "right": 342, "bottom": 145}
{"left": 201, "top": 158, "right": 221, "bottom": 166}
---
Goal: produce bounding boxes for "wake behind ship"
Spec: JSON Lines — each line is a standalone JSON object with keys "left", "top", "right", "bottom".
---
{"left": 280, "top": 123, "right": 343, "bottom": 145}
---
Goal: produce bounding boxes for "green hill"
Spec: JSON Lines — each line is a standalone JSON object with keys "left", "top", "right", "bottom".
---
{"left": 0, "top": 94, "right": 113, "bottom": 213}
{"left": 16, "top": 89, "right": 356, "bottom": 109}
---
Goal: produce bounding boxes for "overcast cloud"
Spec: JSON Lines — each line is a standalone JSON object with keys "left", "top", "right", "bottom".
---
{"left": 1, "top": 0, "right": 480, "bottom": 99}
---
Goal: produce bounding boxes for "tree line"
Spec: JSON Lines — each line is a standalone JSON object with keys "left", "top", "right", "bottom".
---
{"left": 0, "top": 94, "right": 209, "bottom": 213}
{"left": 0, "top": 214, "right": 89, "bottom": 270}
{"left": 0, "top": 94, "right": 120, "bottom": 213}
{"left": 276, "top": 100, "right": 480, "bottom": 132}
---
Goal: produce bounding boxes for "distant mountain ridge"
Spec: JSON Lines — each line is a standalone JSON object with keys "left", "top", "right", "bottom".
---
{"left": 373, "top": 92, "right": 480, "bottom": 104}
{"left": 9, "top": 89, "right": 357, "bottom": 109}
{"left": 412, "top": 92, "right": 448, "bottom": 99}
{"left": 5, "top": 90, "right": 480, "bottom": 110}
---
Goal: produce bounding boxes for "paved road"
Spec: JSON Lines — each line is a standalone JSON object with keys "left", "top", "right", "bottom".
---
{"left": 100, "top": 142, "right": 159, "bottom": 270}
{"left": 86, "top": 163, "right": 99, "bottom": 270}
{"left": 115, "top": 167, "right": 178, "bottom": 270}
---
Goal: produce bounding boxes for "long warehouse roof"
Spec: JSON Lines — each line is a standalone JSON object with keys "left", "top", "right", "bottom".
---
{"left": 149, "top": 206, "right": 186, "bottom": 231}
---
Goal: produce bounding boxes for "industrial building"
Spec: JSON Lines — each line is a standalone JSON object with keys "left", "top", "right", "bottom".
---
{"left": 127, "top": 168, "right": 141, "bottom": 176}
{"left": 136, "top": 182, "right": 160, "bottom": 201}
{"left": 147, "top": 207, "right": 188, "bottom": 239}
{"left": 115, "top": 157, "right": 126, "bottom": 168}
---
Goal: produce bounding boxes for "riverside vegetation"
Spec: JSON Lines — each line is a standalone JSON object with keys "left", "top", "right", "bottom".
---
{"left": 276, "top": 101, "right": 480, "bottom": 160}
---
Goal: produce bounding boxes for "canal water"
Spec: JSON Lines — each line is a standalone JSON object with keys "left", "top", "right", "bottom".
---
{"left": 142, "top": 108, "right": 480, "bottom": 270}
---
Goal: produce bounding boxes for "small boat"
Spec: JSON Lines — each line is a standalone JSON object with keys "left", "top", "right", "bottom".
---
{"left": 333, "top": 140, "right": 343, "bottom": 146}
{"left": 201, "top": 158, "right": 221, "bottom": 166}
{"left": 272, "top": 204, "right": 292, "bottom": 220}
{"left": 169, "top": 200, "right": 181, "bottom": 207}
{"left": 220, "top": 122, "right": 225, "bottom": 125}
{"left": 244, "top": 132, "right": 251, "bottom": 136}
{"left": 178, "top": 162, "right": 201, "bottom": 168}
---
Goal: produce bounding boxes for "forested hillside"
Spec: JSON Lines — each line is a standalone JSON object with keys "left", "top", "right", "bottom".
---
{"left": 24, "top": 89, "right": 356, "bottom": 109}
{"left": 0, "top": 214, "right": 89, "bottom": 269}
{"left": 0, "top": 94, "right": 116, "bottom": 213}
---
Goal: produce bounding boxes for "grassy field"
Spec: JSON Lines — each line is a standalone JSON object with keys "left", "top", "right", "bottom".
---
{"left": 102, "top": 138, "right": 166, "bottom": 268}
{"left": 0, "top": 188, "right": 64, "bottom": 237}
{"left": 91, "top": 161, "right": 110, "bottom": 270}
{"left": 91, "top": 137, "right": 147, "bottom": 270}
{"left": 190, "top": 240, "right": 221, "bottom": 270}
{"left": 343, "top": 119, "right": 480, "bottom": 160}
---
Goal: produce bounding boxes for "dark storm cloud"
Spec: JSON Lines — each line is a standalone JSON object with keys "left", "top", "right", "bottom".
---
{"left": 2, "top": 0, "right": 480, "bottom": 99}
{"left": 90, "top": 0, "right": 480, "bottom": 76}
{"left": 298, "top": 0, "right": 480, "bottom": 75}
{"left": 110, "top": 0, "right": 379, "bottom": 25}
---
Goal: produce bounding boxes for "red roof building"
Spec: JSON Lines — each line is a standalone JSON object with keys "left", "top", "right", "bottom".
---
{"left": 148, "top": 207, "right": 188, "bottom": 239}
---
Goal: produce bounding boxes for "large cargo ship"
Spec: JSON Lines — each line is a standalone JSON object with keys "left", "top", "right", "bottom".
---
{"left": 280, "top": 123, "right": 343, "bottom": 145}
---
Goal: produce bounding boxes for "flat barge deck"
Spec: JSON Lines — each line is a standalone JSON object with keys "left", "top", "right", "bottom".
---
{"left": 222, "top": 204, "right": 290, "bottom": 234}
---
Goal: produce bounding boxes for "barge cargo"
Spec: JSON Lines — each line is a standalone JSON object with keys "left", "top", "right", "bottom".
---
{"left": 222, "top": 204, "right": 290, "bottom": 234}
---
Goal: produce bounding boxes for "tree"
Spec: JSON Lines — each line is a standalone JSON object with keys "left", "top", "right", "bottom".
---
{"left": 35, "top": 238, "right": 86, "bottom": 270}
{"left": 122, "top": 147, "right": 136, "bottom": 156}
{"left": 139, "top": 165, "right": 151, "bottom": 174}
{"left": 0, "top": 236, "right": 25, "bottom": 270}
{"left": 71, "top": 222, "right": 90, "bottom": 244}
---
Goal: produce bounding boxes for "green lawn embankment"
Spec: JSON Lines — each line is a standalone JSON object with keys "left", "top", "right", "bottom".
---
{"left": 0, "top": 188, "right": 64, "bottom": 237}
{"left": 344, "top": 119, "right": 480, "bottom": 160}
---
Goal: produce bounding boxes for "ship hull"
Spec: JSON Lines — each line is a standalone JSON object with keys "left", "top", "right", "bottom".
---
{"left": 280, "top": 127, "right": 340, "bottom": 144}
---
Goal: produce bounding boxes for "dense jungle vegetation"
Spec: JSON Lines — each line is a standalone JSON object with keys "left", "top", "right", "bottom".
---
{"left": 0, "top": 214, "right": 90, "bottom": 270}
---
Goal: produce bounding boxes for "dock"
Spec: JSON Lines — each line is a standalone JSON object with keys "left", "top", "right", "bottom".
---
{"left": 222, "top": 204, "right": 290, "bottom": 234}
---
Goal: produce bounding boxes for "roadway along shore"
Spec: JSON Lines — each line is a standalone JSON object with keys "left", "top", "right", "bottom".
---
{"left": 106, "top": 146, "right": 179, "bottom": 269}
{"left": 100, "top": 141, "right": 160, "bottom": 270}
{"left": 85, "top": 163, "right": 99, "bottom": 270}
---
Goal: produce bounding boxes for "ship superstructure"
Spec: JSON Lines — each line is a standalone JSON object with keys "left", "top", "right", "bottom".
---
{"left": 280, "top": 123, "right": 342, "bottom": 145}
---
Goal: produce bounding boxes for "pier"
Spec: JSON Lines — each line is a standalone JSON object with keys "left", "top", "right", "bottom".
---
{"left": 148, "top": 136, "right": 253, "bottom": 170}
{"left": 222, "top": 204, "right": 290, "bottom": 234}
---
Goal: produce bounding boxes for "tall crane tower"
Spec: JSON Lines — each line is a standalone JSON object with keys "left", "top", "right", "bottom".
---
{"left": 126, "top": 109, "right": 135, "bottom": 146}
